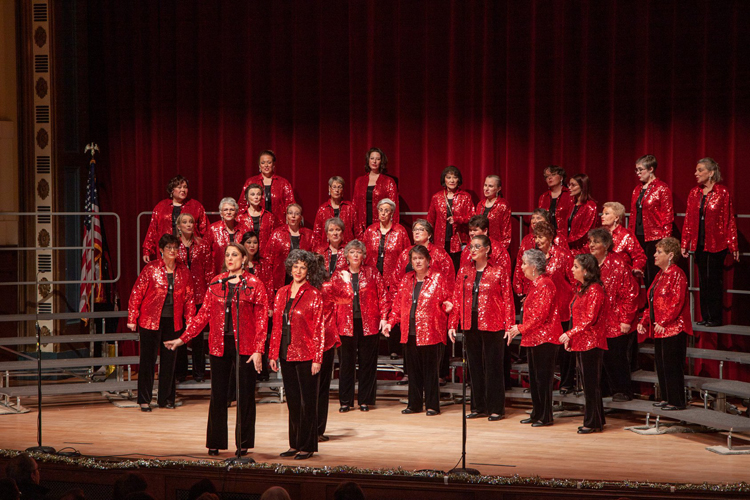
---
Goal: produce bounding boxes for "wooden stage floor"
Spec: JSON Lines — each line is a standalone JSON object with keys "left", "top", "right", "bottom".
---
{"left": 1, "top": 391, "right": 749, "bottom": 487}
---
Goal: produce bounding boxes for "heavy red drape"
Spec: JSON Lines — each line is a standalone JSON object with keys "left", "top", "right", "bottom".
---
{"left": 88, "top": 1, "right": 750, "bottom": 378}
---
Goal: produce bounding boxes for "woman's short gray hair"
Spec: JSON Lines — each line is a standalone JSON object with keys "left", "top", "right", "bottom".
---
{"left": 344, "top": 239, "right": 367, "bottom": 260}
{"left": 523, "top": 248, "right": 547, "bottom": 275}
{"left": 218, "top": 197, "right": 238, "bottom": 211}
{"left": 377, "top": 198, "right": 396, "bottom": 212}
{"left": 324, "top": 217, "right": 345, "bottom": 233}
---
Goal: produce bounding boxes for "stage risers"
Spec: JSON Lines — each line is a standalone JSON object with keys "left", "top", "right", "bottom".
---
{"left": 1, "top": 395, "right": 749, "bottom": 499}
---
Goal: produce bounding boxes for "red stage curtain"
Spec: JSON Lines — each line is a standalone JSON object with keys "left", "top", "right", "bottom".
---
{"left": 87, "top": 1, "right": 750, "bottom": 378}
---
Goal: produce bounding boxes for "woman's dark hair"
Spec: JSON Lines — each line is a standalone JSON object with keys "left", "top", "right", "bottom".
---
{"left": 187, "top": 479, "right": 217, "bottom": 500}
{"left": 333, "top": 481, "right": 365, "bottom": 500}
{"left": 440, "top": 165, "right": 463, "bottom": 188}
{"left": 4, "top": 453, "right": 36, "bottom": 484}
{"left": 471, "top": 234, "right": 492, "bottom": 256}
{"left": 656, "top": 237, "right": 681, "bottom": 264}
{"left": 587, "top": 227, "right": 613, "bottom": 250}
{"left": 166, "top": 175, "right": 188, "bottom": 197}
{"left": 0, "top": 479, "right": 20, "bottom": 500}
{"left": 240, "top": 231, "right": 261, "bottom": 262}
{"left": 245, "top": 183, "right": 263, "bottom": 201}
{"left": 364, "top": 147, "right": 388, "bottom": 173}
{"left": 544, "top": 165, "right": 566, "bottom": 183}
{"left": 258, "top": 150, "right": 277, "bottom": 163}
{"left": 285, "top": 250, "right": 327, "bottom": 289}
{"left": 571, "top": 173, "right": 594, "bottom": 204}
{"left": 408, "top": 244, "right": 432, "bottom": 265}
{"left": 575, "top": 253, "right": 602, "bottom": 295}
{"left": 532, "top": 220, "right": 556, "bottom": 241}
{"left": 636, "top": 154, "right": 657, "bottom": 173}
{"left": 158, "top": 234, "right": 180, "bottom": 251}
{"left": 221, "top": 242, "right": 249, "bottom": 272}
{"left": 468, "top": 214, "right": 489, "bottom": 231}
{"left": 113, "top": 472, "right": 148, "bottom": 500}
{"left": 531, "top": 207, "right": 552, "bottom": 224}
{"left": 412, "top": 219, "right": 434, "bottom": 238}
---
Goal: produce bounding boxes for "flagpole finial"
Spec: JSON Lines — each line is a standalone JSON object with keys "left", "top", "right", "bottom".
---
{"left": 84, "top": 143, "right": 100, "bottom": 159}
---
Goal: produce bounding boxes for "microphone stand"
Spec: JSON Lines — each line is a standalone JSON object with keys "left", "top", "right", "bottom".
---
{"left": 450, "top": 274, "right": 479, "bottom": 475}
{"left": 227, "top": 276, "right": 254, "bottom": 465}
{"left": 26, "top": 305, "right": 55, "bottom": 454}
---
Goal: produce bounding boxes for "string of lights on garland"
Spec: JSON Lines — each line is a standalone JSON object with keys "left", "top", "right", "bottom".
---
{"left": 2, "top": 449, "right": 748, "bottom": 494}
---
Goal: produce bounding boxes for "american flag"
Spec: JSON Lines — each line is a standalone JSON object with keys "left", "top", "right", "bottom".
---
{"left": 79, "top": 160, "right": 103, "bottom": 314}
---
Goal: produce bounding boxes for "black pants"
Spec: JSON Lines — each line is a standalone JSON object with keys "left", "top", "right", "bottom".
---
{"left": 339, "top": 319, "right": 380, "bottom": 407}
{"left": 654, "top": 332, "right": 688, "bottom": 407}
{"left": 387, "top": 324, "right": 402, "bottom": 356}
{"left": 528, "top": 343, "right": 558, "bottom": 424}
{"left": 317, "top": 347, "right": 336, "bottom": 437}
{"left": 138, "top": 319, "right": 180, "bottom": 406}
{"left": 603, "top": 332, "right": 635, "bottom": 397}
{"left": 281, "top": 359, "right": 319, "bottom": 452}
{"left": 558, "top": 321, "right": 576, "bottom": 389}
{"left": 465, "top": 329, "right": 505, "bottom": 416}
{"left": 404, "top": 337, "right": 443, "bottom": 413}
{"left": 207, "top": 336, "right": 257, "bottom": 450}
{"left": 636, "top": 236, "right": 660, "bottom": 289}
{"left": 696, "top": 249, "right": 727, "bottom": 324}
{"left": 577, "top": 348, "right": 605, "bottom": 430}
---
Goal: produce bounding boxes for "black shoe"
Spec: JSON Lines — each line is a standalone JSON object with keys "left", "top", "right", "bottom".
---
{"left": 466, "top": 412, "right": 486, "bottom": 419}
{"left": 401, "top": 408, "right": 418, "bottom": 414}
{"left": 208, "top": 449, "right": 219, "bottom": 456}
{"left": 397, "top": 378, "right": 409, "bottom": 385}
{"left": 705, "top": 321, "right": 722, "bottom": 327}
{"left": 294, "top": 452, "right": 314, "bottom": 460}
{"left": 279, "top": 449, "right": 298, "bottom": 457}
{"left": 161, "top": 403, "right": 175, "bottom": 409}
{"left": 360, "top": 405, "right": 369, "bottom": 412}
{"left": 662, "top": 405, "right": 686, "bottom": 411}
{"left": 520, "top": 418, "right": 535, "bottom": 424}
{"left": 577, "top": 427, "right": 601, "bottom": 434}
{"left": 488, "top": 414, "right": 504, "bottom": 421}
{"left": 194, "top": 376, "right": 205, "bottom": 383}
{"left": 140, "top": 405, "right": 152, "bottom": 412}
{"left": 697, "top": 320, "right": 709, "bottom": 326}
{"left": 531, "top": 421, "right": 553, "bottom": 427}
{"left": 559, "top": 387, "right": 572, "bottom": 395}
{"left": 611, "top": 393, "right": 632, "bottom": 402}
{"left": 318, "top": 435, "right": 329, "bottom": 442}
{"left": 339, "top": 405, "right": 350, "bottom": 413}
{"left": 390, "top": 353, "right": 400, "bottom": 360}
{"left": 653, "top": 401, "right": 668, "bottom": 408}
{"left": 426, "top": 409, "right": 439, "bottom": 416}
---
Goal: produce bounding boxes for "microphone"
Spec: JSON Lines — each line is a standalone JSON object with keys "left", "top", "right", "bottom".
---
{"left": 210, "top": 275, "right": 237, "bottom": 286}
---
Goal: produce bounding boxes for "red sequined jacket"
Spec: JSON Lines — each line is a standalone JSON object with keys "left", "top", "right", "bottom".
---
{"left": 177, "top": 238, "right": 213, "bottom": 304}
{"left": 330, "top": 265, "right": 389, "bottom": 337}
{"left": 628, "top": 179, "right": 674, "bottom": 242}
{"left": 611, "top": 225, "right": 647, "bottom": 273}
{"left": 204, "top": 220, "right": 248, "bottom": 275}
{"left": 426, "top": 189, "right": 474, "bottom": 253}
{"left": 142, "top": 199, "right": 209, "bottom": 260}
{"left": 312, "top": 199, "right": 363, "bottom": 248}
{"left": 448, "top": 259, "right": 515, "bottom": 332}
{"left": 269, "top": 282, "right": 326, "bottom": 363}
{"left": 180, "top": 271, "right": 268, "bottom": 357}
{"left": 681, "top": 184, "right": 738, "bottom": 253}
{"left": 319, "top": 272, "right": 352, "bottom": 352}
{"left": 388, "top": 270, "right": 451, "bottom": 346}
{"left": 458, "top": 238, "right": 508, "bottom": 272}
{"left": 567, "top": 200, "right": 598, "bottom": 255}
{"left": 238, "top": 174, "right": 295, "bottom": 222}
{"left": 599, "top": 253, "right": 639, "bottom": 338}
{"left": 128, "top": 259, "right": 195, "bottom": 331}
{"left": 313, "top": 243, "right": 350, "bottom": 277}
{"left": 475, "top": 197, "right": 512, "bottom": 249}
{"left": 236, "top": 208, "right": 282, "bottom": 257}
{"left": 266, "top": 226, "right": 314, "bottom": 291}
{"left": 513, "top": 232, "right": 568, "bottom": 296}
{"left": 353, "top": 174, "right": 399, "bottom": 224}
{"left": 393, "top": 242, "right": 456, "bottom": 300}
{"left": 246, "top": 259, "right": 274, "bottom": 308}
{"left": 639, "top": 264, "right": 694, "bottom": 339}
{"left": 538, "top": 187, "right": 574, "bottom": 237}
{"left": 518, "top": 275, "right": 563, "bottom": 347}
{"left": 567, "top": 283, "right": 609, "bottom": 351}
{"left": 362, "top": 222, "right": 412, "bottom": 290}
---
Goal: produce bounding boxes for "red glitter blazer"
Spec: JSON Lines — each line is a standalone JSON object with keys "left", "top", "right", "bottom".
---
{"left": 204, "top": 220, "right": 249, "bottom": 276}
{"left": 518, "top": 275, "right": 563, "bottom": 347}
{"left": 388, "top": 270, "right": 451, "bottom": 347}
{"left": 681, "top": 184, "right": 738, "bottom": 253}
{"left": 362, "top": 222, "right": 412, "bottom": 290}
{"left": 639, "top": 264, "right": 694, "bottom": 339}
{"left": 426, "top": 188, "right": 475, "bottom": 253}
{"left": 628, "top": 179, "right": 674, "bottom": 242}
{"left": 176, "top": 237, "right": 213, "bottom": 304}
{"left": 269, "top": 282, "right": 326, "bottom": 363}
{"left": 458, "top": 238, "right": 509, "bottom": 272}
{"left": 449, "top": 259, "right": 515, "bottom": 333}
{"left": 142, "top": 199, "right": 209, "bottom": 260}
{"left": 513, "top": 232, "right": 569, "bottom": 296}
{"left": 475, "top": 197, "right": 512, "bottom": 249}
{"left": 238, "top": 174, "right": 295, "bottom": 222}
{"left": 246, "top": 259, "right": 274, "bottom": 309}
{"left": 611, "top": 225, "right": 647, "bottom": 273}
{"left": 538, "top": 187, "right": 575, "bottom": 237}
{"left": 266, "top": 226, "right": 314, "bottom": 291}
{"left": 330, "top": 265, "right": 389, "bottom": 338}
{"left": 181, "top": 271, "right": 268, "bottom": 357}
{"left": 312, "top": 199, "right": 363, "bottom": 248}
{"left": 353, "top": 173, "right": 400, "bottom": 224}
{"left": 599, "top": 253, "right": 639, "bottom": 338}
{"left": 567, "top": 283, "right": 609, "bottom": 351}
{"left": 393, "top": 242, "right": 456, "bottom": 301}
{"left": 128, "top": 259, "right": 195, "bottom": 331}
{"left": 236, "top": 208, "right": 282, "bottom": 256}
{"left": 567, "top": 200, "right": 598, "bottom": 255}
{"left": 313, "top": 243, "right": 350, "bottom": 277}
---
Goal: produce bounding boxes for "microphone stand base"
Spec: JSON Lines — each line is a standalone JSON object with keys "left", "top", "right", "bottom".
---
{"left": 449, "top": 467, "right": 480, "bottom": 475}
{"left": 225, "top": 456, "right": 255, "bottom": 465}
{"left": 26, "top": 446, "right": 56, "bottom": 455}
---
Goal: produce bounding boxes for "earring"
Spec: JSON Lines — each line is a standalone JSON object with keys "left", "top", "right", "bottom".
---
{"left": 668, "top": 257, "right": 672, "bottom": 266}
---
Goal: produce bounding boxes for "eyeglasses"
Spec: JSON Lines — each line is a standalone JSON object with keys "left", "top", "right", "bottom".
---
{"left": 635, "top": 167, "right": 648, "bottom": 173}
{"left": 164, "top": 246, "right": 179, "bottom": 252}
{"left": 469, "top": 244, "right": 486, "bottom": 250}
{"left": 413, "top": 228, "right": 427, "bottom": 233}
{"left": 287, "top": 212, "right": 302, "bottom": 217}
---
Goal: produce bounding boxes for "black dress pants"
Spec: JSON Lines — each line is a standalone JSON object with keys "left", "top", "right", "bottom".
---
{"left": 636, "top": 236, "right": 660, "bottom": 289}
{"left": 175, "top": 304, "right": 206, "bottom": 381}
{"left": 654, "top": 332, "right": 688, "bottom": 407}
{"left": 317, "top": 347, "right": 336, "bottom": 437}
{"left": 696, "top": 249, "right": 727, "bottom": 324}
{"left": 339, "top": 318, "right": 380, "bottom": 407}
{"left": 528, "top": 343, "right": 558, "bottom": 424}
{"left": 603, "top": 332, "right": 634, "bottom": 397}
{"left": 138, "top": 319, "right": 180, "bottom": 406}
{"left": 465, "top": 329, "right": 505, "bottom": 416}
{"left": 577, "top": 348, "right": 605, "bottom": 430}
{"left": 207, "top": 336, "right": 257, "bottom": 450}
{"left": 281, "top": 359, "right": 319, "bottom": 452}
{"left": 558, "top": 320, "right": 576, "bottom": 389}
{"left": 404, "top": 337, "right": 443, "bottom": 413}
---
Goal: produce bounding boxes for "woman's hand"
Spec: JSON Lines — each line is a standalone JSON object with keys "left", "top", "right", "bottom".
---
{"left": 164, "top": 338, "right": 184, "bottom": 351}
{"left": 681, "top": 248, "right": 689, "bottom": 259}
{"left": 143, "top": 255, "right": 150, "bottom": 264}
{"left": 379, "top": 319, "right": 387, "bottom": 333}
{"left": 559, "top": 333, "right": 570, "bottom": 344}
{"left": 382, "top": 324, "right": 391, "bottom": 337}
{"left": 636, "top": 323, "right": 646, "bottom": 335}
{"left": 311, "top": 362, "right": 321, "bottom": 375}
{"left": 247, "top": 352, "right": 263, "bottom": 372}
{"left": 654, "top": 324, "right": 665, "bottom": 335}
{"left": 443, "top": 301, "right": 454, "bottom": 313}
{"left": 340, "top": 271, "right": 352, "bottom": 284}
{"left": 620, "top": 323, "right": 631, "bottom": 334}
{"left": 447, "top": 216, "right": 455, "bottom": 225}
{"left": 632, "top": 268, "right": 644, "bottom": 278}
{"left": 127, "top": 323, "right": 137, "bottom": 331}
{"left": 269, "top": 359, "right": 279, "bottom": 372}
{"left": 448, "top": 329, "right": 456, "bottom": 343}
{"left": 505, "top": 325, "right": 519, "bottom": 346}
{"left": 268, "top": 308, "right": 274, "bottom": 318}
{"left": 733, "top": 250, "right": 740, "bottom": 262}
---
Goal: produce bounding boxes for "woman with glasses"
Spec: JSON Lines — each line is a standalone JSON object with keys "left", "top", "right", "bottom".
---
{"left": 205, "top": 197, "right": 248, "bottom": 275}
{"left": 427, "top": 165, "right": 474, "bottom": 271}
{"left": 312, "top": 176, "right": 362, "bottom": 247}
{"left": 538, "top": 165, "right": 574, "bottom": 237}
{"left": 266, "top": 203, "right": 314, "bottom": 293}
